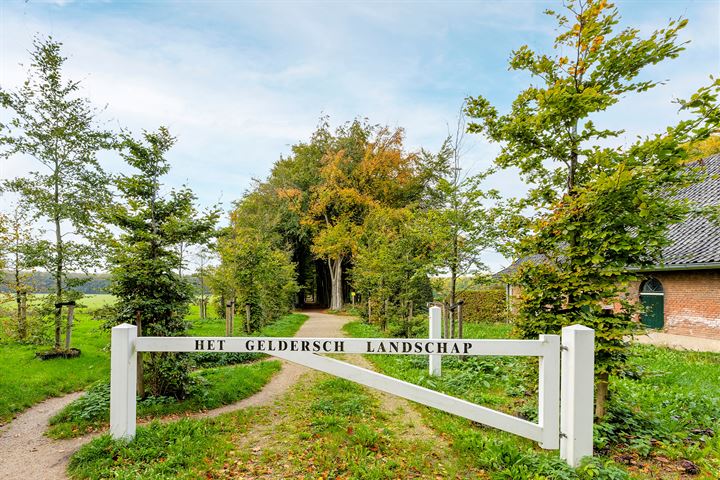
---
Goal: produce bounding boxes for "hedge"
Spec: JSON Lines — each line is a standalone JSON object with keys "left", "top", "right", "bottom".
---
{"left": 457, "top": 287, "right": 507, "bottom": 323}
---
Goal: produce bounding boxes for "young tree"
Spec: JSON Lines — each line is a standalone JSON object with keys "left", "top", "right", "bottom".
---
{"left": 0, "top": 204, "right": 41, "bottom": 340}
{"left": 428, "top": 112, "right": 499, "bottom": 311}
{"left": 194, "top": 247, "right": 213, "bottom": 319}
{"left": 0, "top": 37, "right": 113, "bottom": 350}
{"left": 215, "top": 225, "right": 298, "bottom": 332}
{"left": 107, "top": 127, "right": 218, "bottom": 398}
{"left": 352, "top": 206, "right": 435, "bottom": 333}
{"left": 466, "top": 0, "right": 720, "bottom": 417}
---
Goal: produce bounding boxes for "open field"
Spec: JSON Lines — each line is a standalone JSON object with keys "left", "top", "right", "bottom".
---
{"left": 0, "top": 294, "right": 305, "bottom": 425}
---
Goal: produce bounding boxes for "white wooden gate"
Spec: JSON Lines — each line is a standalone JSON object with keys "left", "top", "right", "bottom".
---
{"left": 110, "top": 307, "right": 594, "bottom": 467}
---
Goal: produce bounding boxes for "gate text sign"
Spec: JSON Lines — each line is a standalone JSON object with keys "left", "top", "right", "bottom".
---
{"left": 135, "top": 337, "right": 547, "bottom": 356}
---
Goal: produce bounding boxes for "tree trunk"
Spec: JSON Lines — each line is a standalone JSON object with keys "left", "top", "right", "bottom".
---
{"left": 19, "top": 292, "right": 28, "bottom": 340}
{"left": 136, "top": 311, "right": 145, "bottom": 398}
{"left": 328, "top": 257, "right": 343, "bottom": 311}
{"left": 54, "top": 214, "right": 63, "bottom": 350}
{"left": 595, "top": 371, "right": 609, "bottom": 419}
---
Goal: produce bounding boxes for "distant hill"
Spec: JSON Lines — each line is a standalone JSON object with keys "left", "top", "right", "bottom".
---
{"left": 0, "top": 271, "right": 111, "bottom": 294}
{"left": 1, "top": 271, "right": 202, "bottom": 295}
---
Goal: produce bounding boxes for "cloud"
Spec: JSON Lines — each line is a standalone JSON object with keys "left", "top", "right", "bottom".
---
{"left": 1, "top": 0, "right": 718, "bottom": 272}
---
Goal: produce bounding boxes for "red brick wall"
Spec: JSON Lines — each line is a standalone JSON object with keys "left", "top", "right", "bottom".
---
{"left": 641, "top": 270, "right": 720, "bottom": 340}
{"left": 507, "top": 269, "right": 720, "bottom": 340}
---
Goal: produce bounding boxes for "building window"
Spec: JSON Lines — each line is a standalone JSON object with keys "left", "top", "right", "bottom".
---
{"left": 639, "top": 278, "right": 664, "bottom": 329}
{"left": 641, "top": 278, "right": 664, "bottom": 294}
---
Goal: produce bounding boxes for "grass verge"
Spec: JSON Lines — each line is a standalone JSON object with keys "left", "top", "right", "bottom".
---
{"left": 344, "top": 320, "right": 720, "bottom": 479}
{"left": 69, "top": 374, "right": 483, "bottom": 479}
{"left": 48, "top": 360, "right": 281, "bottom": 438}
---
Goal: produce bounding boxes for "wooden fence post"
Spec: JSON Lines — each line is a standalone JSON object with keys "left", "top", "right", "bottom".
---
{"left": 225, "top": 302, "right": 234, "bottom": 336}
{"left": 457, "top": 301, "right": 464, "bottom": 340}
{"left": 64, "top": 301, "right": 75, "bottom": 350}
{"left": 135, "top": 311, "right": 145, "bottom": 398}
{"left": 443, "top": 303, "right": 450, "bottom": 339}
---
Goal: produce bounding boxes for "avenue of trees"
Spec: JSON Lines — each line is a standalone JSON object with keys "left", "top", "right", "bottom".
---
{"left": 209, "top": 118, "right": 496, "bottom": 336}
{"left": 0, "top": 38, "right": 219, "bottom": 397}
{"left": 1, "top": 0, "right": 719, "bottom": 410}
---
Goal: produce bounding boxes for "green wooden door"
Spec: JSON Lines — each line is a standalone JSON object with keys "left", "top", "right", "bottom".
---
{"left": 640, "top": 294, "right": 664, "bottom": 329}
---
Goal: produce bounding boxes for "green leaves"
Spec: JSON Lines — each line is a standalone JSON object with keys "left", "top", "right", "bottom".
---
{"left": 1, "top": 37, "right": 115, "bottom": 348}
{"left": 106, "top": 127, "right": 218, "bottom": 398}
{"left": 466, "top": 0, "right": 720, "bottom": 393}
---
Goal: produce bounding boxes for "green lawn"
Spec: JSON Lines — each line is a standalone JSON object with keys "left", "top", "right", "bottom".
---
{"left": 48, "top": 360, "right": 282, "bottom": 438}
{"left": 0, "top": 294, "right": 306, "bottom": 426}
{"left": 0, "top": 298, "right": 112, "bottom": 425}
{"left": 48, "top": 312, "right": 309, "bottom": 438}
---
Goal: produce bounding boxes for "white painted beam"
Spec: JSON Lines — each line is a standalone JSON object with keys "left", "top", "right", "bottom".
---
{"left": 110, "top": 323, "right": 137, "bottom": 440}
{"left": 560, "top": 325, "right": 595, "bottom": 467}
{"left": 429, "top": 306, "right": 442, "bottom": 376}
{"left": 136, "top": 336, "right": 548, "bottom": 356}
{"left": 273, "top": 351, "right": 544, "bottom": 442}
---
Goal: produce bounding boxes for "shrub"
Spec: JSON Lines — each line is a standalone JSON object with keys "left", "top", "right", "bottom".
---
{"left": 458, "top": 287, "right": 507, "bottom": 323}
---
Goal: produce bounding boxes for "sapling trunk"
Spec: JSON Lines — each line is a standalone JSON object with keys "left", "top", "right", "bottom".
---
{"left": 136, "top": 311, "right": 145, "bottom": 398}
{"left": 595, "top": 371, "right": 609, "bottom": 419}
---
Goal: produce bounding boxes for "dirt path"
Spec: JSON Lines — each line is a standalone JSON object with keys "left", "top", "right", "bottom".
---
{"left": 0, "top": 310, "right": 348, "bottom": 480}
{"left": 632, "top": 331, "right": 720, "bottom": 353}
{"left": 218, "top": 315, "right": 462, "bottom": 479}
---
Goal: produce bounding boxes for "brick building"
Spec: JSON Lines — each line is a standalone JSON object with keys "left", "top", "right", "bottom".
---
{"left": 502, "top": 154, "right": 720, "bottom": 340}
{"left": 628, "top": 154, "right": 720, "bottom": 339}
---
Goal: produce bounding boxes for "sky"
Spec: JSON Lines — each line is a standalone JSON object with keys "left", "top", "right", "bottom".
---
{"left": 1, "top": 0, "right": 719, "bottom": 273}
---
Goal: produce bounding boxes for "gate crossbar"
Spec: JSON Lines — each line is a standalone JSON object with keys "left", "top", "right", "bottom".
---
{"left": 136, "top": 336, "right": 550, "bottom": 356}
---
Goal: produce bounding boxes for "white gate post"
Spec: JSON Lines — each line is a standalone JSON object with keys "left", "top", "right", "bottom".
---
{"left": 428, "top": 306, "right": 442, "bottom": 376}
{"left": 110, "top": 323, "right": 137, "bottom": 440}
{"left": 538, "top": 334, "right": 560, "bottom": 450}
{"left": 560, "top": 324, "right": 595, "bottom": 467}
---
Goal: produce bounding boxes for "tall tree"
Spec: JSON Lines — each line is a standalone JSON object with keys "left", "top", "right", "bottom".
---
{"left": 466, "top": 0, "right": 720, "bottom": 417}
{"left": 300, "top": 125, "right": 426, "bottom": 310}
{"left": 107, "top": 127, "right": 218, "bottom": 397}
{"left": 0, "top": 37, "right": 113, "bottom": 350}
